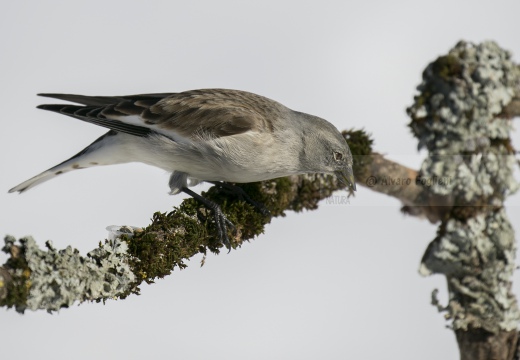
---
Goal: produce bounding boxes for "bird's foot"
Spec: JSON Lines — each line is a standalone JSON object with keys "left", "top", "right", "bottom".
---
{"left": 211, "top": 204, "right": 236, "bottom": 252}
{"left": 182, "top": 187, "right": 235, "bottom": 251}
{"left": 209, "top": 181, "right": 271, "bottom": 217}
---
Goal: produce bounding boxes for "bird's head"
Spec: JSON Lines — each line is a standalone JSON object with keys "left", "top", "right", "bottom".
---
{"left": 298, "top": 114, "right": 356, "bottom": 191}
{"left": 323, "top": 132, "right": 356, "bottom": 191}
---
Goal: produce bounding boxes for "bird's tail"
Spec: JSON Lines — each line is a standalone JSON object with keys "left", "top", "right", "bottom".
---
{"left": 9, "top": 169, "right": 61, "bottom": 193}
{"left": 9, "top": 131, "right": 121, "bottom": 193}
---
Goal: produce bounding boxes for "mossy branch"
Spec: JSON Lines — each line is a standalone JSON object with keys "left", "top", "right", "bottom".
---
{"left": 0, "top": 152, "right": 362, "bottom": 312}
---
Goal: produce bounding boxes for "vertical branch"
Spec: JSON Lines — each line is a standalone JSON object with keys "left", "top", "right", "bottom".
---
{"left": 408, "top": 41, "right": 520, "bottom": 360}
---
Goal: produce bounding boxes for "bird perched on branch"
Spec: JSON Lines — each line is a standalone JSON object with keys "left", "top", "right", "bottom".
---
{"left": 9, "top": 89, "right": 355, "bottom": 247}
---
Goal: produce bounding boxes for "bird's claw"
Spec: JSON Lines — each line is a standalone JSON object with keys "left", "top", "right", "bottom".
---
{"left": 212, "top": 205, "right": 235, "bottom": 252}
{"left": 210, "top": 181, "right": 271, "bottom": 217}
{"left": 255, "top": 203, "right": 271, "bottom": 217}
{"left": 181, "top": 186, "right": 236, "bottom": 251}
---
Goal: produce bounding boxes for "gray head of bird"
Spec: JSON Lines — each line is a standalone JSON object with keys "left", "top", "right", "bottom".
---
{"left": 297, "top": 113, "right": 356, "bottom": 191}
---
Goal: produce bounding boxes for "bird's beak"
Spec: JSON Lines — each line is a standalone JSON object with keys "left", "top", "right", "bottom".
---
{"left": 336, "top": 168, "right": 356, "bottom": 191}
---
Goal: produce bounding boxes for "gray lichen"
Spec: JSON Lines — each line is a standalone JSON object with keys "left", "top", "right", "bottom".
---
{"left": 411, "top": 41, "right": 520, "bottom": 333}
{"left": 408, "top": 41, "right": 519, "bottom": 201}
{"left": 422, "top": 209, "right": 518, "bottom": 332}
{"left": 2, "top": 234, "right": 136, "bottom": 313}
{"left": 408, "top": 41, "right": 517, "bottom": 153}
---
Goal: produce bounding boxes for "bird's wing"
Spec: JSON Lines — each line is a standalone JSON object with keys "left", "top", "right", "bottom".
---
{"left": 37, "top": 89, "right": 284, "bottom": 139}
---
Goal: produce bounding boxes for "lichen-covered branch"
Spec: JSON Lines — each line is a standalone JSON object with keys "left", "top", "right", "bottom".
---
{"left": 408, "top": 41, "right": 520, "bottom": 360}
{"left": 346, "top": 41, "right": 520, "bottom": 360}
{"left": 0, "top": 171, "right": 355, "bottom": 313}
{"left": 0, "top": 236, "right": 135, "bottom": 313}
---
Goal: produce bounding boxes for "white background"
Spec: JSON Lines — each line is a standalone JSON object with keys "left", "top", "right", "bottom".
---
{"left": 1, "top": 1, "right": 519, "bottom": 359}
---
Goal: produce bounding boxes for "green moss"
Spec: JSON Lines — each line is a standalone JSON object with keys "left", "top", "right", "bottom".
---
{"left": 413, "top": 90, "right": 431, "bottom": 109}
{"left": 120, "top": 171, "right": 348, "bottom": 297}
{"left": 0, "top": 273, "right": 30, "bottom": 311}
{"left": 342, "top": 129, "right": 374, "bottom": 179}
{"left": 430, "top": 54, "right": 463, "bottom": 82}
{"left": 122, "top": 181, "right": 277, "bottom": 296}
{"left": 237, "top": 178, "right": 293, "bottom": 217}
{"left": 294, "top": 175, "right": 334, "bottom": 212}
{"left": 342, "top": 129, "right": 373, "bottom": 157}
{"left": 124, "top": 205, "right": 208, "bottom": 288}
{"left": 0, "top": 239, "right": 31, "bottom": 310}
{"left": 407, "top": 55, "right": 463, "bottom": 141}
{"left": 490, "top": 138, "right": 516, "bottom": 154}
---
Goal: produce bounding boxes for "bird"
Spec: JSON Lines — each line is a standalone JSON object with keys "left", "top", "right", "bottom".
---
{"left": 9, "top": 89, "right": 355, "bottom": 247}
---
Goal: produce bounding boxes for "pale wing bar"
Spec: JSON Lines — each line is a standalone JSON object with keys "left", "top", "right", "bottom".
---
{"left": 37, "top": 104, "right": 153, "bottom": 138}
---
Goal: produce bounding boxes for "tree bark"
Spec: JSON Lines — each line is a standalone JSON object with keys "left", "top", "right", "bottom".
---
{"left": 456, "top": 329, "right": 518, "bottom": 360}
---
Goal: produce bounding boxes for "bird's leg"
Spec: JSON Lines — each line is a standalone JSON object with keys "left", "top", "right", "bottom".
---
{"left": 181, "top": 187, "right": 235, "bottom": 250}
{"left": 208, "top": 181, "right": 271, "bottom": 217}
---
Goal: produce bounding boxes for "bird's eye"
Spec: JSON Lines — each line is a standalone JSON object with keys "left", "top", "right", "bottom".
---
{"left": 333, "top": 152, "right": 343, "bottom": 161}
